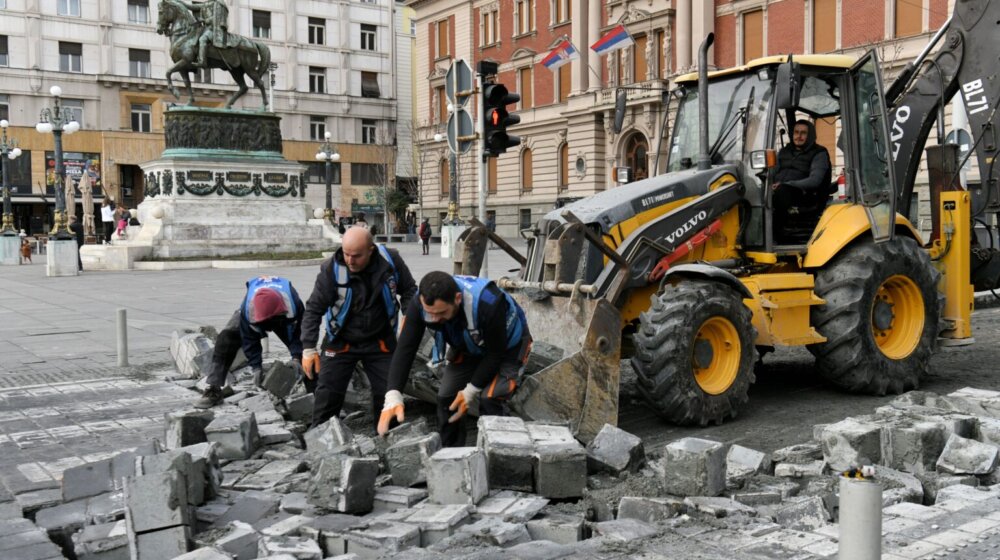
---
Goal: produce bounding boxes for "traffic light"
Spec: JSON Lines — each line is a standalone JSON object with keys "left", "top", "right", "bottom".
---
{"left": 482, "top": 82, "right": 521, "bottom": 157}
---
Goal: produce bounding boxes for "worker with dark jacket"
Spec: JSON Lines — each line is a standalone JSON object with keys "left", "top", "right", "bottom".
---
{"left": 194, "top": 276, "right": 305, "bottom": 408}
{"left": 772, "top": 119, "right": 832, "bottom": 241}
{"left": 301, "top": 227, "right": 417, "bottom": 430}
{"left": 378, "top": 271, "right": 532, "bottom": 447}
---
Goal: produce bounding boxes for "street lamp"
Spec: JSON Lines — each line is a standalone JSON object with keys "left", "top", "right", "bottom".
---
{"left": 36, "top": 85, "right": 81, "bottom": 239}
{"left": 314, "top": 131, "right": 340, "bottom": 223}
{"left": 0, "top": 120, "right": 23, "bottom": 235}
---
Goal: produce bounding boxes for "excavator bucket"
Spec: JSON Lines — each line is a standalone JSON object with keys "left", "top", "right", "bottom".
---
{"left": 506, "top": 291, "right": 622, "bottom": 443}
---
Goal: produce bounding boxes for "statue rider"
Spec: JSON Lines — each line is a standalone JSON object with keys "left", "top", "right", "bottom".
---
{"left": 181, "top": 0, "right": 229, "bottom": 68}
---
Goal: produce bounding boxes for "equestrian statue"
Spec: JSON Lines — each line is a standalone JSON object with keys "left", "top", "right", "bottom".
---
{"left": 156, "top": 0, "right": 271, "bottom": 109}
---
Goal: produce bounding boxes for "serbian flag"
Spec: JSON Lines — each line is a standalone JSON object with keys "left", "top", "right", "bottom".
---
{"left": 541, "top": 39, "right": 580, "bottom": 71}
{"left": 590, "top": 24, "right": 634, "bottom": 55}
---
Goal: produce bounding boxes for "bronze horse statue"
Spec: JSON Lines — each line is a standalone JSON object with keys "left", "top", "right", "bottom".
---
{"left": 156, "top": 0, "right": 271, "bottom": 109}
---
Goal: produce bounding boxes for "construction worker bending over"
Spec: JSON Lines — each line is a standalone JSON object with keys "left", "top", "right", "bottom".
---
{"left": 378, "top": 271, "right": 532, "bottom": 447}
{"left": 194, "top": 276, "right": 304, "bottom": 408}
{"left": 300, "top": 227, "right": 417, "bottom": 430}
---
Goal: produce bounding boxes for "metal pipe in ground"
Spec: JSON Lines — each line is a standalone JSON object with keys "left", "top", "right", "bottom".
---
{"left": 116, "top": 308, "right": 129, "bottom": 367}
{"left": 839, "top": 473, "right": 882, "bottom": 560}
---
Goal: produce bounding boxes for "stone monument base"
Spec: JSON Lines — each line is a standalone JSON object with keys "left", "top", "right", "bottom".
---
{"left": 47, "top": 239, "right": 79, "bottom": 277}
{"left": 440, "top": 224, "right": 467, "bottom": 259}
{"left": 0, "top": 235, "right": 18, "bottom": 265}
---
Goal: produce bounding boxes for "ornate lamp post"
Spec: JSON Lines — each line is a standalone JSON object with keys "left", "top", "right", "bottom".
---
{"left": 0, "top": 120, "right": 23, "bottom": 235}
{"left": 36, "top": 86, "right": 81, "bottom": 239}
{"left": 314, "top": 131, "right": 340, "bottom": 222}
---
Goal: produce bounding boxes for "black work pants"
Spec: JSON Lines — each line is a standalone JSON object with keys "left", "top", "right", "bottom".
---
{"left": 205, "top": 311, "right": 242, "bottom": 388}
{"left": 421, "top": 238, "right": 430, "bottom": 254}
{"left": 309, "top": 339, "right": 392, "bottom": 431}
{"left": 436, "top": 337, "right": 531, "bottom": 448}
{"left": 103, "top": 222, "right": 113, "bottom": 243}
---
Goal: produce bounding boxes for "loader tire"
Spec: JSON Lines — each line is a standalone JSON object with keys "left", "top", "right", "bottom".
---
{"left": 632, "top": 281, "right": 757, "bottom": 426}
{"left": 809, "top": 237, "right": 941, "bottom": 394}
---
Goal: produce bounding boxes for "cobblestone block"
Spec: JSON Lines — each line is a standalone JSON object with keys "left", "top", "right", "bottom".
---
{"left": 771, "top": 442, "right": 823, "bottom": 464}
{"left": 386, "top": 433, "right": 441, "bottom": 488}
{"left": 476, "top": 416, "right": 535, "bottom": 492}
{"left": 239, "top": 394, "right": 277, "bottom": 415}
{"left": 130, "top": 525, "right": 190, "bottom": 560}
{"left": 165, "top": 409, "right": 215, "bottom": 450}
{"left": 205, "top": 412, "right": 259, "bottom": 460}
{"left": 213, "top": 520, "right": 260, "bottom": 560}
{"left": 425, "top": 447, "right": 489, "bottom": 505}
{"left": 262, "top": 361, "right": 299, "bottom": 399}
{"left": 260, "top": 515, "right": 315, "bottom": 538}
{"left": 527, "top": 424, "right": 586, "bottom": 499}
{"left": 773, "top": 460, "right": 826, "bottom": 478}
{"left": 661, "top": 437, "right": 727, "bottom": 497}
{"left": 586, "top": 423, "right": 645, "bottom": 475}
{"left": 284, "top": 394, "right": 314, "bottom": 423}
{"left": 140, "top": 449, "right": 206, "bottom": 506}
{"left": 72, "top": 519, "right": 127, "bottom": 560}
{"left": 403, "top": 504, "right": 474, "bottom": 547}
{"left": 473, "top": 491, "right": 547, "bottom": 523}
{"left": 916, "top": 473, "right": 979, "bottom": 504}
{"left": 372, "top": 486, "right": 427, "bottom": 514}
{"left": 35, "top": 498, "right": 88, "bottom": 555}
{"left": 62, "top": 458, "right": 114, "bottom": 502}
{"left": 760, "top": 496, "right": 830, "bottom": 531}
{"left": 344, "top": 521, "right": 420, "bottom": 557}
{"left": 525, "top": 513, "right": 585, "bottom": 544}
{"left": 684, "top": 496, "right": 757, "bottom": 518}
{"left": 234, "top": 461, "right": 307, "bottom": 491}
{"left": 14, "top": 488, "right": 63, "bottom": 516}
{"left": 306, "top": 457, "right": 378, "bottom": 514}
{"left": 590, "top": 518, "right": 658, "bottom": 541}
{"left": 212, "top": 491, "right": 281, "bottom": 528}
{"left": 937, "top": 434, "right": 1000, "bottom": 475}
{"left": 257, "top": 535, "right": 322, "bottom": 559}
{"left": 880, "top": 418, "right": 948, "bottom": 474}
{"left": 820, "top": 417, "right": 883, "bottom": 472}
{"left": 726, "top": 445, "right": 772, "bottom": 487}
{"left": 124, "top": 471, "right": 190, "bottom": 534}
{"left": 173, "top": 547, "right": 234, "bottom": 560}
{"left": 171, "top": 331, "right": 215, "bottom": 378}
{"left": 304, "top": 418, "right": 356, "bottom": 457}
{"left": 458, "top": 516, "right": 530, "bottom": 547}
{"left": 299, "top": 514, "right": 365, "bottom": 557}
{"left": 616, "top": 496, "right": 684, "bottom": 523}
{"left": 880, "top": 466, "right": 924, "bottom": 505}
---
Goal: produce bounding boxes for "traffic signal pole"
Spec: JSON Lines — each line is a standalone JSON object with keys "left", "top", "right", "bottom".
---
{"left": 476, "top": 73, "right": 489, "bottom": 278}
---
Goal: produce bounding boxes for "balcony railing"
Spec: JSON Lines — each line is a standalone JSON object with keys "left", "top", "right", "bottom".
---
{"left": 597, "top": 79, "right": 669, "bottom": 105}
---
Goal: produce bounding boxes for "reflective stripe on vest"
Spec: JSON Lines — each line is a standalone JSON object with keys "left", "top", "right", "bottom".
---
{"left": 429, "top": 275, "right": 525, "bottom": 360}
{"left": 323, "top": 244, "right": 399, "bottom": 342}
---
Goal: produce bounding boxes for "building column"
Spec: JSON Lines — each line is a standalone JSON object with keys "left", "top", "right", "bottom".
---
{"left": 587, "top": 0, "right": 601, "bottom": 92}
{"left": 676, "top": 0, "right": 692, "bottom": 73}
{"left": 570, "top": 0, "right": 589, "bottom": 94}
{"left": 691, "top": 0, "right": 715, "bottom": 69}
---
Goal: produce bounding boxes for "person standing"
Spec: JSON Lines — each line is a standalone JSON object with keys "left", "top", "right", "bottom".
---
{"left": 69, "top": 215, "right": 84, "bottom": 271}
{"left": 194, "top": 276, "right": 306, "bottom": 408}
{"left": 418, "top": 218, "right": 431, "bottom": 255}
{"left": 378, "top": 272, "right": 532, "bottom": 447}
{"left": 300, "top": 227, "right": 417, "bottom": 430}
{"left": 116, "top": 204, "right": 131, "bottom": 240}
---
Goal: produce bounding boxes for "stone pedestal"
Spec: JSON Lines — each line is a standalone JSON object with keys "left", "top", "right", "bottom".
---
{"left": 47, "top": 239, "right": 79, "bottom": 277}
{"left": 440, "top": 224, "right": 467, "bottom": 259}
{"left": 0, "top": 235, "right": 18, "bottom": 265}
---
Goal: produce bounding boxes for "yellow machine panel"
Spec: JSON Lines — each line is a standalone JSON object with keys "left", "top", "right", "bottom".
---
{"left": 803, "top": 204, "right": 922, "bottom": 268}
{"left": 741, "top": 273, "right": 827, "bottom": 347}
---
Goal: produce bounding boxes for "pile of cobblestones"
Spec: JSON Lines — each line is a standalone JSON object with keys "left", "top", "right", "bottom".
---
{"left": 5, "top": 338, "right": 1000, "bottom": 559}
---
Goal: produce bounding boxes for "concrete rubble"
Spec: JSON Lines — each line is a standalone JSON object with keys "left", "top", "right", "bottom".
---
{"left": 16, "top": 341, "right": 1000, "bottom": 560}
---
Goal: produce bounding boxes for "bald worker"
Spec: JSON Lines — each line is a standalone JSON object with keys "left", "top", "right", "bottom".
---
{"left": 300, "top": 227, "right": 417, "bottom": 430}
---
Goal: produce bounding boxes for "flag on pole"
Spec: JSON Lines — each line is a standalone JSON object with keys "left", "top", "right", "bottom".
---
{"left": 541, "top": 39, "right": 580, "bottom": 71}
{"left": 590, "top": 24, "right": 634, "bottom": 55}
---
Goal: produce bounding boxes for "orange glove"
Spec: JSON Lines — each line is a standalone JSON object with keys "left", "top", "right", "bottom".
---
{"left": 378, "top": 390, "right": 405, "bottom": 435}
{"left": 302, "top": 349, "right": 320, "bottom": 380}
{"left": 448, "top": 384, "right": 482, "bottom": 423}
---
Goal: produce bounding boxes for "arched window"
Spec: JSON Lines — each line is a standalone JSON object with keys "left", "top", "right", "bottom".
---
{"left": 521, "top": 148, "right": 533, "bottom": 192}
{"left": 439, "top": 159, "right": 450, "bottom": 194}
{"left": 625, "top": 134, "right": 649, "bottom": 182}
{"left": 558, "top": 143, "right": 569, "bottom": 190}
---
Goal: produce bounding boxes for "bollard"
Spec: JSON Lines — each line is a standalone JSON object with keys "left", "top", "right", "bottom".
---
{"left": 116, "top": 308, "right": 129, "bottom": 367}
{"left": 839, "top": 468, "right": 882, "bottom": 560}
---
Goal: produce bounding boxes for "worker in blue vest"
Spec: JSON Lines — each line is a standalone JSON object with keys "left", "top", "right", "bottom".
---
{"left": 378, "top": 271, "right": 532, "bottom": 447}
{"left": 300, "top": 227, "right": 417, "bottom": 430}
{"left": 194, "top": 276, "right": 305, "bottom": 408}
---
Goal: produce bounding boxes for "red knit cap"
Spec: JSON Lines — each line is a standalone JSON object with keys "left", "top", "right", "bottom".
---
{"left": 250, "top": 288, "right": 288, "bottom": 323}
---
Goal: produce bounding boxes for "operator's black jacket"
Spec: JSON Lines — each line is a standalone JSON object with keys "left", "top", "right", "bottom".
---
{"left": 774, "top": 121, "right": 832, "bottom": 192}
{"left": 300, "top": 247, "right": 417, "bottom": 350}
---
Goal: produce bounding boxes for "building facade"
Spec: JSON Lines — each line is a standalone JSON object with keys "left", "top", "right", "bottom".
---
{"left": 410, "top": 0, "right": 953, "bottom": 237}
{"left": 0, "top": 0, "right": 406, "bottom": 235}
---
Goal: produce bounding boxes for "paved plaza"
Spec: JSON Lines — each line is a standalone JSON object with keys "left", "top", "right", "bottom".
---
{"left": 0, "top": 240, "right": 521, "bottom": 501}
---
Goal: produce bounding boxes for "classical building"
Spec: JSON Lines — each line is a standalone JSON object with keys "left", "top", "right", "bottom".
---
{"left": 0, "top": 0, "right": 411, "bottom": 235}
{"left": 409, "top": 0, "right": 953, "bottom": 238}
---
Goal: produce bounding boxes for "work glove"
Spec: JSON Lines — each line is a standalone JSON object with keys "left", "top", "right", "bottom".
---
{"left": 302, "top": 349, "right": 320, "bottom": 380}
{"left": 251, "top": 366, "right": 264, "bottom": 388}
{"left": 448, "top": 383, "right": 482, "bottom": 423}
{"left": 378, "top": 390, "right": 405, "bottom": 436}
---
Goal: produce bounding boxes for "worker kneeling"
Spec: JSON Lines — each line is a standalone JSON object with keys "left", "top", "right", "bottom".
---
{"left": 378, "top": 271, "right": 532, "bottom": 447}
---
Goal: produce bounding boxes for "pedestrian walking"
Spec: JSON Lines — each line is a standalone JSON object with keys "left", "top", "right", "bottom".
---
{"left": 378, "top": 271, "right": 532, "bottom": 447}
{"left": 19, "top": 238, "right": 31, "bottom": 264}
{"left": 101, "top": 199, "right": 115, "bottom": 244}
{"left": 116, "top": 204, "right": 131, "bottom": 240}
{"left": 418, "top": 218, "right": 432, "bottom": 255}
{"left": 69, "top": 215, "right": 84, "bottom": 271}
{"left": 300, "top": 227, "right": 417, "bottom": 430}
{"left": 194, "top": 276, "right": 306, "bottom": 408}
